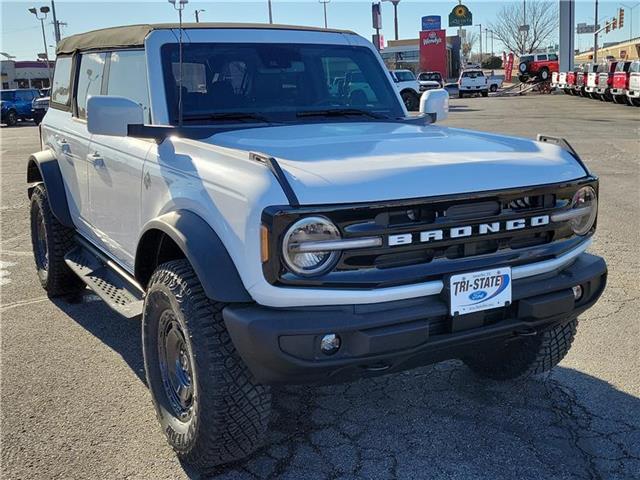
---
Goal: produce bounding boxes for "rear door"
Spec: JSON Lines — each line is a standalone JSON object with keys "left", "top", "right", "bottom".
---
{"left": 86, "top": 49, "right": 153, "bottom": 269}
{"left": 14, "top": 90, "right": 36, "bottom": 117}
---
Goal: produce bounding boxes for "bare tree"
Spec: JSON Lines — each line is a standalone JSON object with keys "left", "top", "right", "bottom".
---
{"left": 461, "top": 31, "right": 478, "bottom": 59}
{"left": 489, "top": 1, "right": 558, "bottom": 54}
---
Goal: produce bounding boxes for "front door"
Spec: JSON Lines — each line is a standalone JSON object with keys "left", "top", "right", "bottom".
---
{"left": 86, "top": 50, "right": 153, "bottom": 269}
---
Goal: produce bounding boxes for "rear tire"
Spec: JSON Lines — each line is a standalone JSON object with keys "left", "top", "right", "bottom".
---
{"left": 463, "top": 319, "right": 578, "bottom": 380}
{"left": 29, "top": 184, "right": 84, "bottom": 296}
{"left": 142, "top": 259, "right": 271, "bottom": 472}
{"left": 5, "top": 110, "right": 18, "bottom": 127}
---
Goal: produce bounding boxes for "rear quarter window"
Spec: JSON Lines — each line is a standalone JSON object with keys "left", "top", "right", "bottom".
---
{"left": 51, "top": 56, "right": 73, "bottom": 108}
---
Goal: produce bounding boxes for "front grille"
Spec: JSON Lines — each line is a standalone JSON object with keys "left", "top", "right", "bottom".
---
{"left": 262, "top": 178, "right": 597, "bottom": 288}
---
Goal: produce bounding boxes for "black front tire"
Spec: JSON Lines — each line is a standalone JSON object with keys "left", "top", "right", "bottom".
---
{"left": 481, "top": 90, "right": 489, "bottom": 97}
{"left": 143, "top": 259, "right": 271, "bottom": 472}
{"left": 29, "top": 184, "right": 84, "bottom": 296}
{"left": 490, "top": 84, "right": 498, "bottom": 92}
{"left": 463, "top": 319, "right": 578, "bottom": 380}
{"left": 539, "top": 68, "right": 550, "bottom": 81}
{"left": 458, "top": 92, "right": 465, "bottom": 98}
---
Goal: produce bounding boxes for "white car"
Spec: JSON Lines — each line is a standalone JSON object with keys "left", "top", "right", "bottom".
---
{"left": 390, "top": 69, "right": 421, "bottom": 111}
{"left": 28, "top": 23, "right": 606, "bottom": 473}
{"left": 458, "top": 69, "right": 489, "bottom": 97}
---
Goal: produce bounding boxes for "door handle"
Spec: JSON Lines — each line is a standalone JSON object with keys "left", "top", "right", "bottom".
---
{"left": 87, "top": 153, "right": 105, "bottom": 169}
{"left": 56, "top": 139, "right": 70, "bottom": 154}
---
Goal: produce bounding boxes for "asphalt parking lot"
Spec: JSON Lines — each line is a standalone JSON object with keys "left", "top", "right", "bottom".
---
{"left": 1, "top": 93, "right": 639, "bottom": 480}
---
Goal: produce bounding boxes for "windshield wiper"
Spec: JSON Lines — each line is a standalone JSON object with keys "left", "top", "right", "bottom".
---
{"left": 296, "top": 108, "right": 388, "bottom": 120}
{"left": 182, "top": 112, "right": 270, "bottom": 123}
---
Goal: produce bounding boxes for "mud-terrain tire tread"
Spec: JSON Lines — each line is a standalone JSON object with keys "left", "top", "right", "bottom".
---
{"left": 143, "top": 259, "right": 271, "bottom": 472}
{"left": 463, "top": 319, "right": 578, "bottom": 380}
{"left": 30, "top": 184, "right": 83, "bottom": 296}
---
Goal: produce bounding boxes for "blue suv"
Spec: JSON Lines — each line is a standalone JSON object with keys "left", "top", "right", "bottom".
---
{"left": 1, "top": 89, "right": 41, "bottom": 127}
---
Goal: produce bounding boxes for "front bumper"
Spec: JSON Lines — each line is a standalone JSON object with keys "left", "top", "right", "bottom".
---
{"left": 224, "top": 253, "right": 607, "bottom": 385}
{"left": 627, "top": 90, "right": 640, "bottom": 99}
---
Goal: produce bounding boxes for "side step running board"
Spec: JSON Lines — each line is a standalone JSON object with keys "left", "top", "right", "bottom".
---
{"left": 64, "top": 240, "right": 144, "bottom": 319}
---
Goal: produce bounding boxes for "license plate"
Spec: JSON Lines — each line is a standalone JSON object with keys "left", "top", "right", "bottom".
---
{"left": 449, "top": 267, "right": 512, "bottom": 316}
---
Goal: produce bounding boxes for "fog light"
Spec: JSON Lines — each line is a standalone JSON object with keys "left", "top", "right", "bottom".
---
{"left": 572, "top": 285, "right": 583, "bottom": 301}
{"left": 320, "top": 334, "right": 341, "bottom": 355}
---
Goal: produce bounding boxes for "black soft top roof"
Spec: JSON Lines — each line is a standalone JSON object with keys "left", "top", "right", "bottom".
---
{"left": 56, "top": 23, "right": 356, "bottom": 55}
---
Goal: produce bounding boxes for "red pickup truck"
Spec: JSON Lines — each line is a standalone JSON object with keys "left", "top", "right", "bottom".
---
{"left": 611, "top": 61, "right": 632, "bottom": 105}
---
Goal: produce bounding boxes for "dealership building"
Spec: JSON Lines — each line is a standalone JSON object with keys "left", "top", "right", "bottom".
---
{"left": 1, "top": 60, "right": 53, "bottom": 90}
{"left": 381, "top": 35, "right": 462, "bottom": 80}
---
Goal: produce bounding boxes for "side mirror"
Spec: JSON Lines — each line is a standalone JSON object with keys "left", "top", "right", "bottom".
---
{"left": 87, "top": 95, "right": 143, "bottom": 137}
{"left": 419, "top": 89, "right": 449, "bottom": 122}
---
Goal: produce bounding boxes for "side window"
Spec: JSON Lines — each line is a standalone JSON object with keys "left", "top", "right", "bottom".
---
{"left": 16, "top": 91, "right": 32, "bottom": 101}
{"left": 106, "top": 50, "right": 151, "bottom": 122}
{"left": 538, "top": 55, "right": 548, "bottom": 61}
{"left": 76, "top": 52, "right": 106, "bottom": 119}
{"left": 548, "top": 54, "right": 558, "bottom": 61}
{"left": 51, "top": 56, "right": 73, "bottom": 107}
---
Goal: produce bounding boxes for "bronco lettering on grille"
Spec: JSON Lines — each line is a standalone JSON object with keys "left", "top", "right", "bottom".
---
{"left": 388, "top": 215, "right": 550, "bottom": 246}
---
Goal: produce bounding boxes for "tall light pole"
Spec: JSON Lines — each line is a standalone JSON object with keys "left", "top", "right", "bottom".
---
{"left": 28, "top": 6, "right": 52, "bottom": 88}
{"left": 383, "top": 0, "right": 401, "bottom": 41}
{"left": 319, "top": 0, "right": 330, "bottom": 28}
{"left": 268, "top": 0, "right": 273, "bottom": 24}
{"left": 594, "top": 0, "right": 599, "bottom": 62}
{"left": 50, "top": 0, "right": 61, "bottom": 44}
{"left": 622, "top": 3, "right": 640, "bottom": 41}
{"left": 479, "top": 23, "right": 483, "bottom": 64}
{"left": 194, "top": 9, "right": 205, "bottom": 22}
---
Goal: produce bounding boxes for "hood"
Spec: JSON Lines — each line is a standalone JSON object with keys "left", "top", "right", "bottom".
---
{"left": 209, "top": 122, "right": 588, "bottom": 205}
{"left": 419, "top": 80, "right": 441, "bottom": 86}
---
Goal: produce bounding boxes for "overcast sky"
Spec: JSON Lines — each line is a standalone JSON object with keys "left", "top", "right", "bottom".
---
{"left": 1, "top": 0, "right": 636, "bottom": 60}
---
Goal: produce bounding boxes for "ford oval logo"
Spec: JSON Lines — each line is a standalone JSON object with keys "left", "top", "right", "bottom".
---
{"left": 469, "top": 291, "right": 487, "bottom": 301}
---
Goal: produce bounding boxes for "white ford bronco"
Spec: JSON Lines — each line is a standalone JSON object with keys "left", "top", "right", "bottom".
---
{"left": 28, "top": 23, "right": 607, "bottom": 472}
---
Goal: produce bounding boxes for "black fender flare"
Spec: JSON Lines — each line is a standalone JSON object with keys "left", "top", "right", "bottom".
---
{"left": 27, "top": 149, "right": 74, "bottom": 228}
{"left": 136, "top": 210, "right": 252, "bottom": 303}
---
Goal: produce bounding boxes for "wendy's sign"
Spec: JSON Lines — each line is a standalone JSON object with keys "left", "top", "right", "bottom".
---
{"left": 420, "top": 29, "right": 447, "bottom": 77}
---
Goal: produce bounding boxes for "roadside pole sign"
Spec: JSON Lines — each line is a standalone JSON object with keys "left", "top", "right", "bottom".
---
{"left": 420, "top": 29, "right": 447, "bottom": 78}
{"left": 422, "top": 15, "right": 441, "bottom": 31}
{"left": 448, "top": 4, "right": 472, "bottom": 27}
{"left": 372, "top": 2, "right": 382, "bottom": 30}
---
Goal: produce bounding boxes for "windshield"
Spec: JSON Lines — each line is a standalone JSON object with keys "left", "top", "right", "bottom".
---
{"left": 161, "top": 43, "right": 404, "bottom": 124}
{"left": 1, "top": 91, "right": 15, "bottom": 101}
{"left": 520, "top": 55, "right": 534, "bottom": 63}
{"left": 418, "top": 72, "right": 441, "bottom": 81}
{"left": 394, "top": 70, "right": 416, "bottom": 81}
{"left": 615, "top": 62, "right": 630, "bottom": 72}
{"left": 461, "top": 71, "right": 484, "bottom": 78}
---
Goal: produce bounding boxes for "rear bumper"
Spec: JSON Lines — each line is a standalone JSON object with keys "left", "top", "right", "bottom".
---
{"left": 224, "top": 253, "right": 607, "bottom": 385}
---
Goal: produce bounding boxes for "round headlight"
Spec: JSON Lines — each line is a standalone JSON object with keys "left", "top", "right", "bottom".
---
{"left": 282, "top": 217, "right": 341, "bottom": 276}
{"left": 570, "top": 186, "right": 598, "bottom": 235}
